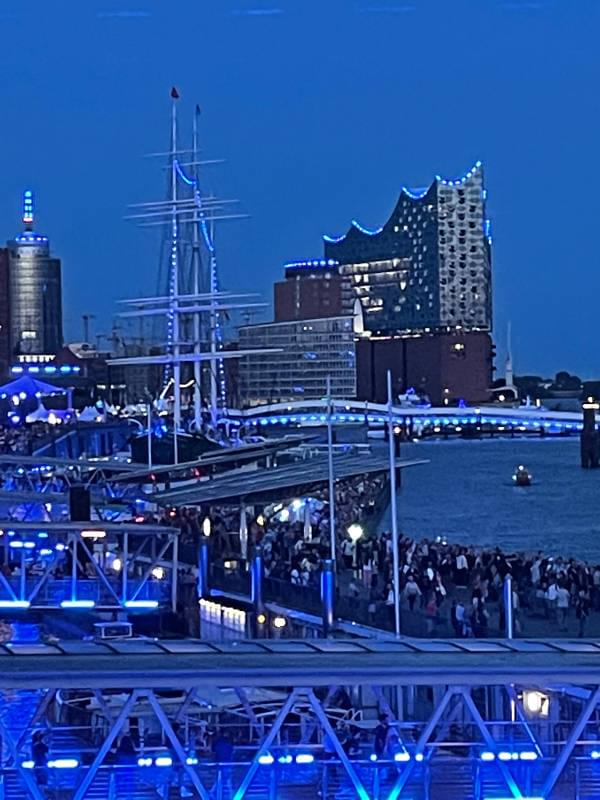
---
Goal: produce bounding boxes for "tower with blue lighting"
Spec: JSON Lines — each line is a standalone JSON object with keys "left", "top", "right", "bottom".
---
{"left": 7, "top": 190, "right": 63, "bottom": 358}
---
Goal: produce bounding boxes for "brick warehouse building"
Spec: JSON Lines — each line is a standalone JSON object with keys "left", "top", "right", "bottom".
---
{"left": 355, "top": 330, "right": 494, "bottom": 406}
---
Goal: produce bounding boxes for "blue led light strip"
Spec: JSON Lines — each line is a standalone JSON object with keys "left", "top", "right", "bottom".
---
{"left": 173, "top": 159, "right": 226, "bottom": 409}
{"left": 22, "top": 190, "right": 34, "bottom": 225}
{"left": 324, "top": 161, "right": 483, "bottom": 243}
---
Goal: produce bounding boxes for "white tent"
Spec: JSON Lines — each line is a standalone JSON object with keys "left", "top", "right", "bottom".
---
{"left": 25, "top": 403, "right": 50, "bottom": 424}
{"left": 78, "top": 406, "right": 101, "bottom": 422}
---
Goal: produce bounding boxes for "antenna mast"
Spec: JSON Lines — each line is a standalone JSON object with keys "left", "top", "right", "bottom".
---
{"left": 170, "top": 87, "right": 181, "bottom": 464}
{"left": 191, "top": 105, "right": 203, "bottom": 431}
{"left": 23, "top": 190, "right": 34, "bottom": 230}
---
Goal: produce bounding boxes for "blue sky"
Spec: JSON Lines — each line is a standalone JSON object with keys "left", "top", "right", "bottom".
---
{"left": 0, "top": 0, "right": 597, "bottom": 376}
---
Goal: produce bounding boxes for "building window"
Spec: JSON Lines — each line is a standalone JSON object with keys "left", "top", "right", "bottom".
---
{"left": 22, "top": 331, "right": 37, "bottom": 339}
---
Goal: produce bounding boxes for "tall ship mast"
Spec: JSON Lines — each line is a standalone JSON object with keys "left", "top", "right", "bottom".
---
{"left": 109, "top": 89, "right": 272, "bottom": 464}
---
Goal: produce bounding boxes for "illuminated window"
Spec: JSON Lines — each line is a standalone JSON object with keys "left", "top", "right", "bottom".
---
{"left": 22, "top": 331, "right": 37, "bottom": 339}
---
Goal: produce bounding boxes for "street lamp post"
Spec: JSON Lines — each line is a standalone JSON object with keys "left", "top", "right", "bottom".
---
{"left": 326, "top": 375, "right": 336, "bottom": 563}
{"left": 387, "top": 370, "right": 401, "bottom": 638}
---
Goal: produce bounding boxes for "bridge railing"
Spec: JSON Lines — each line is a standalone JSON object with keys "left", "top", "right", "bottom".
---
{"left": 208, "top": 562, "right": 506, "bottom": 638}
{"left": 2, "top": 751, "right": 599, "bottom": 800}
{"left": 0, "top": 577, "right": 170, "bottom": 607}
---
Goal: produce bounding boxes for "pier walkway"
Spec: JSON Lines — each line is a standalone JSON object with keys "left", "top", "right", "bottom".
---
{"left": 0, "top": 638, "right": 598, "bottom": 799}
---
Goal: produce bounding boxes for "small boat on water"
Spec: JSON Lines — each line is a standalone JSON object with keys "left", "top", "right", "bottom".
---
{"left": 512, "top": 465, "right": 533, "bottom": 487}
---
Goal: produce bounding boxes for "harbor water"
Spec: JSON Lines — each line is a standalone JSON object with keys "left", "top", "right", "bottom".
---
{"left": 377, "top": 437, "right": 600, "bottom": 563}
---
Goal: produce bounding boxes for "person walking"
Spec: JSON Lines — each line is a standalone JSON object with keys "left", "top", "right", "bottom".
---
{"left": 556, "top": 583, "right": 570, "bottom": 632}
{"left": 385, "top": 583, "right": 396, "bottom": 630}
{"left": 425, "top": 594, "right": 438, "bottom": 636}
{"left": 576, "top": 591, "right": 590, "bottom": 638}
{"left": 455, "top": 550, "right": 469, "bottom": 588}
{"left": 373, "top": 714, "right": 390, "bottom": 759}
{"left": 546, "top": 579, "right": 559, "bottom": 621}
{"left": 403, "top": 575, "right": 422, "bottom": 612}
{"left": 32, "top": 731, "right": 48, "bottom": 787}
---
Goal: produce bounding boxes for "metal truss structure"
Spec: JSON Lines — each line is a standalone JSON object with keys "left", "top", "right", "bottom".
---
{"left": 0, "top": 455, "right": 142, "bottom": 523}
{"left": 0, "top": 522, "right": 178, "bottom": 611}
{"left": 0, "top": 639, "right": 599, "bottom": 798}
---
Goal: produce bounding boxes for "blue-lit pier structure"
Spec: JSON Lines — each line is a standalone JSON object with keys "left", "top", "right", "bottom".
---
{"left": 0, "top": 521, "right": 178, "bottom": 611}
{"left": 230, "top": 399, "right": 588, "bottom": 438}
{"left": 0, "top": 454, "right": 146, "bottom": 522}
{"left": 0, "top": 638, "right": 598, "bottom": 799}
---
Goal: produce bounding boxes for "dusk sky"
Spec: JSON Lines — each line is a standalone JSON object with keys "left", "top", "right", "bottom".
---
{"left": 0, "top": 0, "right": 598, "bottom": 377}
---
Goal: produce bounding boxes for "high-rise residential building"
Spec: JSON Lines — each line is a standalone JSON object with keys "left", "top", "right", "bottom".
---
{"left": 274, "top": 259, "right": 348, "bottom": 322}
{"left": 324, "top": 161, "right": 492, "bottom": 335}
{"left": 7, "top": 191, "right": 63, "bottom": 359}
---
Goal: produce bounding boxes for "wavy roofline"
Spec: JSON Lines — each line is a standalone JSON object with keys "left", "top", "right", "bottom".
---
{"left": 323, "top": 161, "right": 482, "bottom": 244}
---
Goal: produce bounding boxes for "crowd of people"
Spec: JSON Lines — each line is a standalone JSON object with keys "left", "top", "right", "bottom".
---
{"left": 0, "top": 421, "right": 52, "bottom": 455}
{"left": 187, "top": 469, "right": 600, "bottom": 638}
{"left": 340, "top": 533, "right": 599, "bottom": 637}
{"left": 128, "top": 471, "right": 600, "bottom": 639}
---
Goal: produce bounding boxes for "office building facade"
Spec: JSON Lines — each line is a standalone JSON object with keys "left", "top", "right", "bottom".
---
{"left": 238, "top": 315, "right": 356, "bottom": 405}
{"left": 7, "top": 191, "right": 63, "bottom": 359}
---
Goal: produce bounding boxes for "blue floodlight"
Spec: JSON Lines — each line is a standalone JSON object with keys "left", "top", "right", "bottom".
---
{"left": 498, "top": 751, "right": 514, "bottom": 761}
{"left": 137, "top": 757, "right": 152, "bottom": 767}
{"left": 48, "top": 759, "right": 79, "bottom": 769}
{"left": 519, "top": 751, "right": 538, "bottom": 761}
{"left": 296, "top": 754, "right": 314, "bottom": 764}
{"left": 258, "top": 753, "right": 274, "bottom": 765}
{"left": 124, "top": 600, "right": 159, "bottom": 609}
{"left": 154, "top": 756, "right": 173, "bottom": 767}
{"left": 394, "top": 752, "right": 411, "bottom": 762}
{"left": 0, "top": 600, "right": 30, "bottom": 609}
{"left": 60, "top": 600, "right": 95, "bottom": 609}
